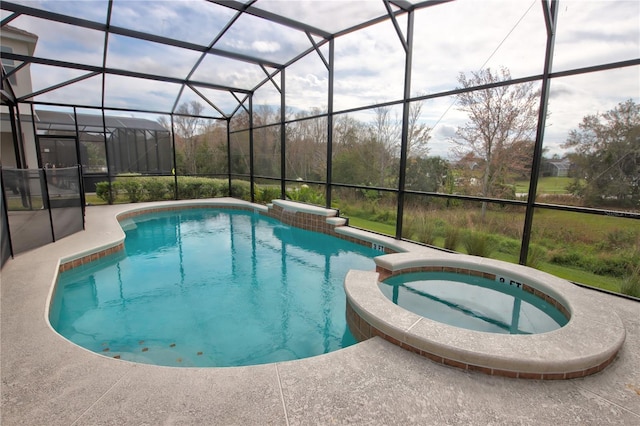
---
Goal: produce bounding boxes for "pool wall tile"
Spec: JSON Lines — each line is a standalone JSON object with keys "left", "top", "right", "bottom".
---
{"left": 59, "top": 242, "right": 125, "bottom": 272}
{"left": 60, "top": 203, "right": 264, "bottom": 272}
{"left": 59, "top": 200, "right": 387, "bottom": 366}
{"left": 375, "top": 264, "right": 571, "bottom": 322}
{"left": 443, "top": 358, "right": 468, "bottom": 370}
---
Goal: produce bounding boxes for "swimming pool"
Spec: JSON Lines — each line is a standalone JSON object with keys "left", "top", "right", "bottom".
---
{"left": 49, "top": 208, "right": 378, "bottom": 367}
{"left": 379, "top": 271, "right": 568, "bottom": 334}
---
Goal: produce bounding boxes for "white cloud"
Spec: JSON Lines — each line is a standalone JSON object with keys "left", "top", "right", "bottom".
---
{"left": 3, "top": 0, "right": 637, "bottom": 149}
{"left": 332, "top": 19, "right": 405, "bottom": 110}
{"left": 106, "top": 34, "right": 201, "bottom": 79}
{"left": 256, "top": 0, "right": 388, "bottom": 34}
{"left": 435, "top": 124, "right": 457, "bottom": 140}
{"left": 12, "top": 15, "right": 105, "bottom": 66}
{"left": 252, "top": 40, "right": 281, "bottom": 53}
{"left": 109, "top": 0, "right": 236, "bottom": 46}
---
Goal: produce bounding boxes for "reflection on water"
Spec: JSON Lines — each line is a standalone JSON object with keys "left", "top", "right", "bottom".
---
{"left": 380, "top": 272, "right": 568, "bottom": 334}
{"left": 51, "top": 209, "right": 377, "bottom": 367}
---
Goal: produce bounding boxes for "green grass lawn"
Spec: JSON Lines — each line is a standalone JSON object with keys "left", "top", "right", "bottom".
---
{"left": 347, "top": 216, "right": 396, "bottom": 236}
{"left": 515, "top": 176, "right": 574, "bottom": 194}
{"left": 490, "top": 252, "right": 623, "bottom": 292}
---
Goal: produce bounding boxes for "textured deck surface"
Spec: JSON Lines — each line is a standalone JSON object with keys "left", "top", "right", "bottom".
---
{"left": 2, "top": 200, "right": 639, "bottom": 425}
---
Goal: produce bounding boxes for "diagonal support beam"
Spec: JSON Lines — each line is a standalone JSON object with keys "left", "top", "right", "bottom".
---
{"left": 2, "top": 52, "right": 252, "bottom": 94}
{"left": 389, "top": 0, "right": 414, "bottom": 11}
{"left": 1, "top": 11, "right": 19, "bottom": 26}
{"left": 230, "top": 91, "right": 250, "bottom": 116}
{"left": 187, "top": 83, "right": 228, "bottom": 118}
{"left": 306, "top": 32, "right": 329, "bottom": 70}
{"left": 260, "top": 65, "right": 281, "bottom": 93}
{"left": 383, "top": 0, "right": 408, "bottom": 52}
{"left": 20, "top": 71, "right": 100, "bottom": 101}
{"left": 174, "top": 6, "right": 245, "bottom": 114}
{"left": 1, "top": 1, "right": 283, "bottom": 69}
{"left": 0, "top": 61, "right": 27, "bottom": 83}
{"left": 208, "top": 0, "right": 332, "bottom": 39}
{"left": 542, "top": 0, "right": 558, "bottom": 33}
{"left": 519, "top": 0, "right": 559, "bottom": 265}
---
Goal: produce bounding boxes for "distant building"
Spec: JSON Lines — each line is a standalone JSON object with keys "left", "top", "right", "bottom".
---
{"left": 1, "top": 24, "right": 171, "bottom": 189}
{"left": 544, "top": 159, "right": 571, "bottom": 177}
{"left": 33, "top": 109, "right": 172, "bottom": 191}
{"left": 1, "top": 26, "right": 38, "bottom": 169}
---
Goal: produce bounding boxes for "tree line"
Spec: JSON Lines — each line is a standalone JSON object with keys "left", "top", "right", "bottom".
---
{"left": 162, "top": 68, "right": 639, "bottom": 210}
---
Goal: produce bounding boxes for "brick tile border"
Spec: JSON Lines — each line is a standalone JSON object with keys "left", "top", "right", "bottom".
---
{"left": 376, "top": 265, "right": 570, "bottom": 322}
{"left": 59, "top": 205, "right": 255, "bottom": 272}
{"left": 59, "top": 202, "right": 391, "bottom": 272}
{"left": 347, "top": 299, "right": 616, "bottom": 380}
{"left": 58, "top": 242, "right": 125, "bottom": 272}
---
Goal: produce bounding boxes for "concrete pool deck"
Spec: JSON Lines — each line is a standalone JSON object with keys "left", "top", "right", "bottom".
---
{"left": 1, "top": 200, "right": 639, "bottom": 425}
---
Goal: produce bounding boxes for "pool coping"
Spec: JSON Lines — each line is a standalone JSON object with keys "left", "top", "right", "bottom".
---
{"left": 58, "top": 199, "right": 269, "bottom": 272}
{"left": 4, "top": 198, "right": 640, "bottom": 425}
{"left": 51, "top": 199, "right": 626, "bottom": 380}
{"left": 344, "top": 252, "right": 627, "bottom": 379}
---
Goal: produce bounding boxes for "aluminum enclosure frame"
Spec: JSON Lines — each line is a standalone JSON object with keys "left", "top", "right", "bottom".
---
{"left": 1, "top": 0, "right": 639, "bottom": 268}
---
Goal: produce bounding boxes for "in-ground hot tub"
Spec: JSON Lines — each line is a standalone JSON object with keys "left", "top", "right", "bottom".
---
{"left": 378, "top": 270, "right": 569, "bottom": 335}
{"left": 345, "top": 252, "right": 626, "bottom": 380}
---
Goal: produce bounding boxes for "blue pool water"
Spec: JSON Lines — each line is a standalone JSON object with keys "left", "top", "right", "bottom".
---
{"left": 379, "top": 272, "right": 568, "bottom": 334}
{"left": 50, "top": 209, "right": 378, "bottom": 367}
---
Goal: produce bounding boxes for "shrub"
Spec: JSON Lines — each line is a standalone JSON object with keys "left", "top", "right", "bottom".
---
{"left": 256, "top": 186, "right": 281, "bottom": 204}
{"left": 166, "top": 179, "right": 176, "bottom": 198}
{"left": 602, "top": 229, "right": 639, "bottom": 250}
{"left": 373, "top": 209, "right": 396, "bottom": 225}
{"left": 497, "top": 239, "right": 520, "bottom": 256}
{"left": 590, "top": 254, "right": 636, "bottom": 278}
{"left": 230, "top": 179, "right": 251, "bottom": 201}
{"left": 549, "top": 250, "right": 584, "bottom": 267}
{"left": 549, "top": 249, "right": 635, "bottom": 278}
{"left": 142, "top": 178, "right": 168, "bottom": 201}
{"left": 403, "top": 214, "right": 435, "bottom": 244}
{"left": 184, "top": 179, "right": 204, "bottom": 199}
{"left": 118, "top": 178, "right": 143, "bottom": 203}
{"left": 216, "top": 179, "right": 230, "bottom": 197}
{"left": 402, "top": 216, "right": 419, "bottom": 240}
{"left": 178, "top": 177, "right": 208, "bottom": 199}
{"left": 95, "top": 181, "right": 118, "bottom": 204}
{"left": 286, "top": 184, "right": 325, "bottom": 205}
{"left": 202, "top": 179, "right": 219, "bottom": 198}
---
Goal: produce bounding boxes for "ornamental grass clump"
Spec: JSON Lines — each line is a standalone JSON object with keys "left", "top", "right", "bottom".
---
{"left": 444, "top": 226, "right": 461, "bottom": 251}
{"left": 526, "top": 244, "right": 548, "bottom": 269}
{"left": 463, "top": 231, "right": 495, "bottom": 257}
{"left": 619, "top": 261, "right": 640, "bottom": 298}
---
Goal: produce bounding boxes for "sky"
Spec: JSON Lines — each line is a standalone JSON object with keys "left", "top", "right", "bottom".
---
{"left": 2, "top": 0, "right": 639, "bottom": 159}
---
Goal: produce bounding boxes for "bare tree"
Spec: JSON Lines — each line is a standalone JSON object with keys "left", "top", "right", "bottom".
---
{"left": 452, "top": 67, "right": 539, "bottom": 216}
{"left": 177, "top": 102, "right": 204, "bottom": 175}
{"left": 370, "top": 106, "right": 400, "bottom": 187}
{"left": 406, "top": 100, "right": 431, "bottom": 158}
{"left": 286, "top": 108, "right": 327, "bottom": 180}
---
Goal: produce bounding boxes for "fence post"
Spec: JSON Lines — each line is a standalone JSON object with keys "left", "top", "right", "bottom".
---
{"left": 0, "top": 167, "right": 15, "bottom": 262}
{"left": 41, "top": 167, "right": 56, "bottom": 242}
